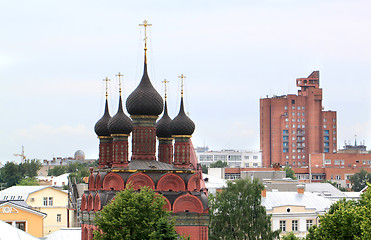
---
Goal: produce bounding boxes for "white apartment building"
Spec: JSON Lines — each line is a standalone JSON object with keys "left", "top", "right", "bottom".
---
{"left": 196, "top": 149, "right": 262, "bottom": 168}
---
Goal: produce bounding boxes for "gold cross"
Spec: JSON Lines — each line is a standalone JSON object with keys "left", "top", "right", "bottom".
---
{"left": 116, "top": 72, "right": 124, "bottom": 94}
{"left": 139, "top": 20, "right": 152, "bottom": 52}
{"left": 162, "top": 79, "right": 169, "bottom": 100}
{"left": 178, "top": 74, "right": 186, "bottom": 97}
{"left": 103, "top": 77, "right": 111, "bottom": 98}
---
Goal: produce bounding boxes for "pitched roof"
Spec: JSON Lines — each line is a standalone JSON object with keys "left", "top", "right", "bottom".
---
{"left": 262, "top": 191, "right": 332, "bottom": 212}
{"left": 0, "top": 220, "right": 39, "bottom": 240}
{"left": 0, "top": 186, "right": 66, "bottom": 201}
{"left": 41, "top": 228, "right": 81, "bottom": 240}
{"left": 0, "top": 201, "right": 46, "bottom": 218}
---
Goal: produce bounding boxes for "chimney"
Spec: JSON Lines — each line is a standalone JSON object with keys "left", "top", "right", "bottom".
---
{"left": 262, "top": 185, "right": 267, "bottom": 198}
{"left": 297, "top": 184, "right": 305, "bottom": 194}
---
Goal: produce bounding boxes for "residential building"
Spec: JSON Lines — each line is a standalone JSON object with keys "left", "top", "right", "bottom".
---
{"left": 262, "top": 185, "right": 332, "bottom": 238}
{"left": 0, "top": 200, "right": 46, "bottom": 237}
{"left": 0, "top": 186, "right": 68, "bottom": 236}
{"left": 196, "top": 149, "right": 262, "bottom": 168}
{"left": 260, "top": 71, "right": 337, "bottom": 167}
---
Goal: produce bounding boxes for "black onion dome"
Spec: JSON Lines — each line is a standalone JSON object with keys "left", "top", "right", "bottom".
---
{"left": 156, "top": 101, "right": 172, "bottom": 138}
{"left": 126, "top": 61, "right": 163, "bottom": 116}
{"left": 171, "top": 97, "right": 195, "bottom": 136}
{"left": 94, "top": 99, "right": 111, "bottom": 137}
{"left": 108, "top": 96, "right": 133, "bottom": 134}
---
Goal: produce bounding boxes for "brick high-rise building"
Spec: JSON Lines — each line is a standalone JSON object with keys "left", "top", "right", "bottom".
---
{"left": 260, "top": 71, "right": 337, "bottom": 167}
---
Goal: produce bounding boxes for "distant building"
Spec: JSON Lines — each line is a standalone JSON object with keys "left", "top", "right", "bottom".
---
{"left": 196, "top": 149, "right": 262, "bottom": 168}
{"left": 0, "top": 186, "right": 68, "bottom": 236}
{"left": 260, "top": 71, "right": 337, "bottom": 167}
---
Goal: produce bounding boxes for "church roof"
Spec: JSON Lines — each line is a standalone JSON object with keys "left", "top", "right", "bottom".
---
{"left": 94, "top": 99, "right": 111, "bottom": 136}
{"left": 171, "top": 97, "right": 195, "bottom": 136}
{"left": 126, "top": 60, "right": 163, "bottom": 116}
{"left": 108, "top": 95, "right": 133, "bottom": 135}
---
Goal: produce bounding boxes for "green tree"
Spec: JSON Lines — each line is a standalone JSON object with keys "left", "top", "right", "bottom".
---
{"left": 209, "top": 178, "right": 280, "bottom": 240}
{"left": 321, "top": 180, "right": 347, "bottom": 192}
{"left": 281, "top": 232, "right": 300, "bottom": 240}
{"left": 283, "top": 166, "right": 296, "bottom": 180}
{"left": 209, "top": 160, "right": 228, "bottom": 168}
{"left": 17, "top": 177, "right": 39, "bottom": 186}
{"left": 0, "top": 162, "right": 23, "bottom": 187}
{"left": 48, "top": 165, "right": 67, "bottom": 176}
{"left": 93, "top": 186, "right": 183, "bottom": 240}
{"left": 201, "top": 164, "right": 208, "bottom": 174}
{"left": 19, "top": 159, "right": 42, "bottom": 178}
{"left": 306, "top": 183, "right": 371, "bottom": 240}
{"left": 350, "top": 169, "right": 371, "bottom": 191}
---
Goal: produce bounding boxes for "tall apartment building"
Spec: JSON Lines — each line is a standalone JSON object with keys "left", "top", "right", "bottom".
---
{"left": 260, "top": 71, "right": 337, "bottom": 167}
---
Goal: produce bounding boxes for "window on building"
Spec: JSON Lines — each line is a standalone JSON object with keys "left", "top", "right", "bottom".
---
{"left": 324, "top": 118, "right": 327, "bottom": 122}
{"left": 324, "top": 130, "right": 329, "bottom": 135}
{"left": 302, "top": 112, "right": 305, "bottom": 116}
{"left": 302, "top": 161, "right": 306, "bottom": 165}
{"left": 283, "top": 136, "right": 289, "bottom": 140}
{"left": 292, "top": 220, "right": 298, "bottom": 231}
{"left": 298, "top": 149, "right": 301, "bottom": 153}
{"left": 253, "top": 163, "right": 258, "bottom": 167}
{"left": 333, "top": 131, "right": 336, "bottom": 134}
{"left": 292, "top": 112, "right": 295, "bottom": 116}
{"left": 57, "top": 214, "right": 61, "bottom": 222}
{"left": 324, "top": 148, "right": 329, "bottom": 153}
{"left": 286, "top": 155, "right": 289, "bottom": 159}
{"left": 292, "top": 130, "right": 296, "bottom": 134}
{"left": 325, "top": 159, "right": 331, "bottom": 164}
{"left": 285, "top": 118, "right": 288, "bottom": 121}
{"left": 302, "top": 118, "right": 305, "bottom": 122}
{"left": 298, "top": 106, "right": 301, "bottom": 110}
{"left": 49, "top": 197, "right": 53, "bottom": 206}
{"left": 292, "top": 124, "right": 295, "bottom": 128}
{"left": 15, "top": 222, "right": 26, "bottom": 231}
{"left": 298, "top": 156, "right": 301, "bottom": 159}
{"left": 336, "top": 175, "right": 341, "bottom": 180}
{"left": 285, "top": 124, "right": 289, "bottom": 128}
{"left": 229, "top": 155, "right": 242, "bottom": 161}
{"left": 283, "top": 130, "right": 289, "bottom": 135}
{"left": 43, "top": 197, "right": 48, "bottom": 206}
{"left": 302, "top": 143, "right": 305, "bottom": 147}
{"left": 292, "top": 118, "right": 296, "bottom": 122}
{"left": 214, "top": 155, "right": 227, "bottom": 161}
{"left": 297, "top": 112, "right": 301, "bottom": 116}
{"left": 298, "top": 161, "right": 301, "bottom": 166}
{"left": 334, "top": 160, "right": 341, "bottom": 165}
{"left": 333, "top": 124, "right": 336, "bottom": 128}
{"left": 292, "top": 105, "right": 295, "bottom": 109}
{"left": 284, "top": 106, "right": 288, "bottom": 110}
{"left": 297, "top": 118, "right": 301, "bottom": 122}
{"left": 292, "top": 143, "right": 295, "bottom": 147}
{"left": 283, "top": 148, "right": 288, "bottom": 153}
{"left": 253, "top": 156, "right": 258, "bottom": 159}
{"left": 283, "top": 142, "right": 288, "bottom": 147}
{"left": 244, "top": 156, "right": 249, "bottom": 159}
{"left": 324, "top": 136, "right": 329, "bottom": 141}
{"left": 306, "top": 220, "right": 313, "bottom": 230}
{"left": 293, "top": 155, "right": 296, "bottom": 159}
{"left": 280, "top": 220, "right": 286, "bottom": 232}
{"left": 324, "top": 142, "right": 329, "bottom": 147}
{"left": 293, "top": 161, "right": 296, "bottom": 165}
{"left": 324, "top": 125, "right": 327, "bottom": 128}
{"left": 292, "top": 136, "right": 295, "bottom": 140}
{"left": 292, "top": 149, "right": 296, "bottom": 153}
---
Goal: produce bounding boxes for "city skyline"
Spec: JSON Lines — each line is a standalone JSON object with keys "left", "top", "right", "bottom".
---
{"left": 1, "top": 0, "right": 370, "bottom": 162}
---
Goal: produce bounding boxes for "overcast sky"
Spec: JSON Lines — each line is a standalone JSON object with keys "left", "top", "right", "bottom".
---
{"left": 1, "top": 0, "right": 370, "bottom": 163}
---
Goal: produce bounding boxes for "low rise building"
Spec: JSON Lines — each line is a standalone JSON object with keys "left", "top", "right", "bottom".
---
{"left": 262, "top": 185, "right": 332, "bottom": 238}
{"left": 0, "top": 186, "right": 68, "bottom": 236}
{"left": 0, "top": 200, "right": 46, "bottom": 237}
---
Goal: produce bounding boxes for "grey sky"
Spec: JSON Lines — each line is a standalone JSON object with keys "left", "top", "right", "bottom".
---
{"left": 1, "top": 0, "right": 370, "bottom": 162}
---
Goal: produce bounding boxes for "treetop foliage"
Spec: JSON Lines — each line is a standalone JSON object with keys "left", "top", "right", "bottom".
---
{"left": 306, "top": 183, "right": 371, "bottom": 240}
{"left": 0, "top": 159, "right": 42, "bottom": 187}
{"left": 350, "top": 169, "right": 371, "bottom": 191}
{"left": 209, "top": 160, "right": 228, "bottom": 168}
{"left": 209, "top": 178, "right": 280, "bottom": 240}
{"left": 283, "top": 166, "right": 296, "bottom": 180}
{"left": 93, "top": 186, "right": 183, "bottom": 240}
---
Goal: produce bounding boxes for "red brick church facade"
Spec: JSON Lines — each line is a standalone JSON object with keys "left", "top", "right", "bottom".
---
{"left": 80, "top": 37, "right": 208, "bottom": 239}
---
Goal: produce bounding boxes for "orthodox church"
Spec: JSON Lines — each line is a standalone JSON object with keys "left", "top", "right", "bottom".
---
{"left": 80, "top": 21, "right": 209, "bottom": 240}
